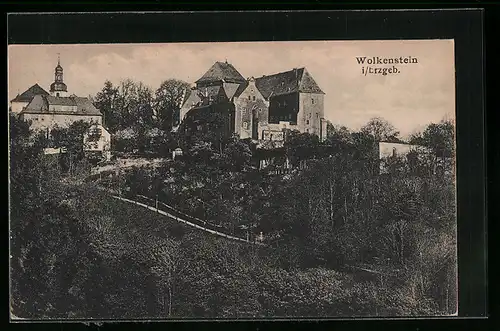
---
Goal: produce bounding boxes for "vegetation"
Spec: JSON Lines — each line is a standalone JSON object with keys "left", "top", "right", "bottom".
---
{"left": 92, "top": 78, "right": 190, "bottom": 158}
{"left": 10, "top": 108, "right": 457, "bottom": 318}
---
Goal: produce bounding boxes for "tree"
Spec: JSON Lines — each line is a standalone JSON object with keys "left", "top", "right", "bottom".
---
{"left": 93, "top": 80, "right": 119, "bottom": 133}
{"left": 409, "top": 120, "right": 455, "bottom": 158}
{"left": 361, "top": 117, "right": 400, "bottom": 142}
{"left": 153, "top": 79, "right": 191, "bottom": 131}
{"left": 221, "top": 138, "right": 253, "bottom": 172}
{"left": 94, "top": 79, "right": 154, "bottom": 132}
{"left": 284, "top": 130, "right": 320, "bottom": 166}
{"left": 50, "top": 120, "right": 93, "bottom": 175}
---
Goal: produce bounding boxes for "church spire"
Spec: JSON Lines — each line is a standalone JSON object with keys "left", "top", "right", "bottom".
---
{"left": 50, "top": 54, "right": 68, "bottom": 96}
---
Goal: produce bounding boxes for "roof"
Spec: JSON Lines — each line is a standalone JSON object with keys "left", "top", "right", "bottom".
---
{"left": 181, "top": 89, "right": 202, "bottom": 108}
{"left": 255, "top": 68, "right": 324, "bottom": 99}
{"left": 200, "top": 85, "right": 224, "bottom": 99}
{"left": 222, "top": 82, "right": 241, "bottom": 100}
{"left": 22, "top": 95, "right": 102, "bottom": 116}
{"left": 195, "top": 61, "right": 246, "bottom": 85}
{"left": 234, "top": 80, "right": 249, "bottom": 98}
{"left": 10, "top": 84, "right": 49, "bottom": 103}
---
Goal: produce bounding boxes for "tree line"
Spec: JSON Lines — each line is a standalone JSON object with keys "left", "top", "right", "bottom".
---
{"left": 9, "top": 94, "right": 456, "bottom": 318}
{"left": 91, "top": 78, "right": 191, "bottom": 156}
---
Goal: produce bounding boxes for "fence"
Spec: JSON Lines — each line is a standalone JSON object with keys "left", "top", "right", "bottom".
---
{"left": 116, "top": 194, "right": 266, "bottom": 246}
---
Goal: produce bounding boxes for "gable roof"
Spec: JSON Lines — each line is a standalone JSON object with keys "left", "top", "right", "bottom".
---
{"left": 10, "top": 84, "right": 49, "bottom": 103}
{"left": 222, "top": 82, "right": 242, "bottom": 100}
{"left": 22, "top": 95, "right": 102, "bottom": 116}
{"left": 181, "top": 89, "right": 202, "bottom": 109}
{"left": 255, "top": 67, "right": 324, "bottom": 100}
{"left": 195, "top": 61, "right": 246, "bottom": 85}
{"left": 234, "top": 80, "right": 249, "bottom": 98}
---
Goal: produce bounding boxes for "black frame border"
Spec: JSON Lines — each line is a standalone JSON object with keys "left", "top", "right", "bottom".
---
{"left": 6, "top": 7, "right": 488, "bottom": 329}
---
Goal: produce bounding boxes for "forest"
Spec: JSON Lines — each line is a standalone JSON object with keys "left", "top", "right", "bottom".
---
{"left": 9, "top": 78, "right": 457, "bottom": 319}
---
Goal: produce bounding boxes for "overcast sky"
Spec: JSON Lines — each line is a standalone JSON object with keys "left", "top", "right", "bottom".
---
{"left": 8, "top": 40, "right": 455, "bottom": 137}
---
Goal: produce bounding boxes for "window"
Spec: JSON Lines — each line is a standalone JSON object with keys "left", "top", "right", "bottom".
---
{"left": 306, "top": 129, "right": 309, "bottom": 133}
{"left": 56, "top": 93, "right": 60, "bottom": 97}
{"left": 252, "top": 96, "right": 256, "bottom": 101}
{"left": 311, "top": 98, "right": 315, "bottom": 104}
{"left": 392, "top": 147, "right": 397, "bottom": 157}
{"left": 306, "top": 120, "right": 310, "bottom": 125}
{"left": 243, "top": 121, "right": 248, "bottom": 130}
{"left": 248, "top": 95, "right": 251, "bottom": 100}
{"left": 283, "top": 101, "right": 287, "bottom": 107}
{"left": 277, "top": 102, "right": 280, "bottom": 107}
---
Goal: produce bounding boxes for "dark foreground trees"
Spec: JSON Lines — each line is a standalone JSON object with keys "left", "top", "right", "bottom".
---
{"left": 10, "top": 113, "right": 457, "bottom": 318}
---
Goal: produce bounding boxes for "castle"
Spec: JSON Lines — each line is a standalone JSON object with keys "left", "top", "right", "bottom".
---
{"left": 178, "top": 61, "right": 327, "bottom": 143}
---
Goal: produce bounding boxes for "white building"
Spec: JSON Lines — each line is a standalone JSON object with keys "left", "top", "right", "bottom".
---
{"left": 18, "top": 57, "right": 103, "bottom": 131}
{"left": 378, "top": 141, "right": 434, "bottom": 174}
{"left": 83, "top": 124, "right": 112, "bottom": 161}
{"left": 378, "top": 141, "right": 431, "bottom": 159}
{"left": 10, "top": 83, "right": 50, "bottom": 114}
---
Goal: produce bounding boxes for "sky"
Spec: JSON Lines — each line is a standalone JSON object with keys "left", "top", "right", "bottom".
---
{"left": 8, "top": 40, "right": 455, "bottom": 137}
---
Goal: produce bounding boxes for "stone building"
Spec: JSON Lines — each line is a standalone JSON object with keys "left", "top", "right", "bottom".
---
{"left": 179, "top": 61, "right": 327, "bottom": 142}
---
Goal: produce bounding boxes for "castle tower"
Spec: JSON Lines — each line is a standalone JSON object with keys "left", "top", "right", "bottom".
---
{"left": 49, "top": 54, "right": 68, "bottom": 97}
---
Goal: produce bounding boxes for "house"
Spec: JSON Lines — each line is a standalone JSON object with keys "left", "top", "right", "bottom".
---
{"left": 15, "top": 56, "right": 111, "bottom": 159}
{"left": 83, "top": 124, "right": 112, "bottom": 161}
{"left": 19, "top": 57, "right": 103, "bottom": 132}
{"left": 378, "top": 141, "right": 453, "bottom": 175}
{"left": 378, "top": 141, "right": 431, "bottom": 160}
{"left": 10, "top": 83, "right": 49, "bottom": 114}
{"left": 179, "top": 61, "right": 327, "bottom": 142}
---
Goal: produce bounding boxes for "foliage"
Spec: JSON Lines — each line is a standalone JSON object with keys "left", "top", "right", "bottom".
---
{"left": 408, "top": 119, "right": 455, "bottom": 157}
{"left": 10, "top": 111, "right": 457, "bottom": 318}
{"left": 361, "top": 116, "right": 401, "bottom": 142}
{"left": 153, "top": 79, "right": 191, "bottom": 131}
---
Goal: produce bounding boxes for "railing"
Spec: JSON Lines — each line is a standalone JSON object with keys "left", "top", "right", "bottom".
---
{"left": 114, "top": 194, "right": 266, "bottom": 246}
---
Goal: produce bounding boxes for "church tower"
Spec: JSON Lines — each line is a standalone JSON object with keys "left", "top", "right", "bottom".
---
{"left": 49, "top": 54, "right": 68, "bottom": 97}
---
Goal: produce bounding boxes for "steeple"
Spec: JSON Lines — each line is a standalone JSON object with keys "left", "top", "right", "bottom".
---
{"left": 50, "top": 53, "right": 68, "bottom": 97}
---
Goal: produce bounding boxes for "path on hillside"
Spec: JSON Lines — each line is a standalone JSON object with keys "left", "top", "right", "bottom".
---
{"left": 92, "top": 158, "right": 166, "bottom": 175}
{"left": 111, "top": 195, "right": 266, "bottom": 247}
